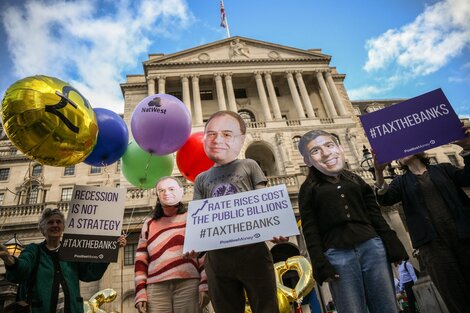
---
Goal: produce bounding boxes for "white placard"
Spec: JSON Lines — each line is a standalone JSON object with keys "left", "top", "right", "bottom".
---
{"left": 183, "top": 184, "right": 299, "bottom": 253}
{"left": 60, "top": 185, "right": 126, "bottom": 262}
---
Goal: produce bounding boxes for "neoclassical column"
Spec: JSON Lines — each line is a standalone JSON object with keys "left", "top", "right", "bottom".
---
{"left": 325, "top": 71, "right": 347, "bottom": 116}
{"left": 315, "top": 70, "right": 337, "bottom": 117}
{"left": 191, "top": 75, "right": 203, "bottom": 125}
{"left": 147, "top": 76, "right": 156, "bottom": 95}
{"left": 286, "top": 71, "right": 306, "bottom": 119}
{"left": 157, "top": 76, "right": 166, "bottom": 94}
{"left": 224, "top": 73, "right": 238, "bottom": 112}
{"left": 295, "top": 71, "right": 316, "bottom": 118}
{"left": 214, "top": 73, "right": 227, "bottom": 111}
{"left": 254, "top": 72, "right": 272, "bottom": 121}
{"left": 345, "top": 128, "right": 360, "bottom": 163}
{"left": 180, "top": 75, "right": 191, "bottom": 114}
{"left": 264, "top": 72, "right": 282, "bottom": 120}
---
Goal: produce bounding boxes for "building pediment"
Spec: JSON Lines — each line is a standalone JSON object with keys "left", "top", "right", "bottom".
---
{"left": 144, "top": 36, "right": 331, "bottom": 67}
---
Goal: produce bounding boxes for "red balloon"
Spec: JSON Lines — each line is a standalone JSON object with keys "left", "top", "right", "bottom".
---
{"left": 176, "top": 132, "right": 215, "bottom": 182}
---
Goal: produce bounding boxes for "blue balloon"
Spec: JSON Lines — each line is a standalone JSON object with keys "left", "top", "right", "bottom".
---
{"left": 84, "top": 108, "right": 129, "bottom": 167}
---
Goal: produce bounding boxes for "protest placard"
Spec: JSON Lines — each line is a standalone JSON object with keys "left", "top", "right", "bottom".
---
{"left": 183, "top": 184, "right": 299, "bottom": 253}
{"left": 60, "top": 185, "right": 126, "bottom": 263}
{"left": 360, "top": 88, "right": 465, "bottom": 164}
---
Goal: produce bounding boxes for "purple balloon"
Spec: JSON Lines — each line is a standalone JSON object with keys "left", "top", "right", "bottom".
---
{"left": 131, "top": 94, "right": 192, "bottom": 155}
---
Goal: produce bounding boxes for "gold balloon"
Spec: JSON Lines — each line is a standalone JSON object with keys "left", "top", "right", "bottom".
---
{"left": 277, "top": 289, "right": 291, "bottom": 313}
{"left": 83, "top": 288, "right": 118, "bottom": 313}
{"left": 244, "top": 287, "right": 292, "bottom": 313}
{"left": 274, "top": 255, "right": 315, "bottom": 302}
{"left": 1, "top": 75, "right": 98, "bottom": 166}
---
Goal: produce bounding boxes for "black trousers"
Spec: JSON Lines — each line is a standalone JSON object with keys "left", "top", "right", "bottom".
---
{"left": 419, "top": 236, "right": 470, "bottom": 313}
{"left": 204, "top": 243, "right": 279, "bottom": 313}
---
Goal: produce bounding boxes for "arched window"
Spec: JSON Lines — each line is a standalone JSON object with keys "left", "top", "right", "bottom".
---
{"left": 238, "top": 110, "right": 255, "bottom": 125}
{"left": 292, "top": 136, "right": 301, "bottom": 150}
{"left": 32, "top": 164, "right": 43, "bottom": 177}
{"left": 26, "top": 184, "right": 39, "bottom": 204}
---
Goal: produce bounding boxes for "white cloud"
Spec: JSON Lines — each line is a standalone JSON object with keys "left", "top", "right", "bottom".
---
{"left": 348, "top": 84, "right": 393, "bottom": 100}
{"left": 1, "top": 0, "right": 193, "bottom": 113}
{"left": 364, "top": 0, "right": 470, "bottom": 77}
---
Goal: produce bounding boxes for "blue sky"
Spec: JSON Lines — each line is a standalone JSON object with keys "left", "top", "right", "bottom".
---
{"left": 1, "top": 0, "right": 469, "bottom": 116}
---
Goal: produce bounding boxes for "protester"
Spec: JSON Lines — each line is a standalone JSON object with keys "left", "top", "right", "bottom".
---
{"left": 0, "top": 207, "right": 126, "bottom": 313}
{"left": 374, "top": 132, "right": 470, "bottom": 313}
{"left": 298, "top": 129, "right": 407, "bottom": 313}
{"left": 193, "top": 110, "right": 282, "bottom": 313}
{"left": 134, "top": 176, "right": 209, "bottom": 313}
{"left": 395, "top": 260, "right": 418, "bottom": 313}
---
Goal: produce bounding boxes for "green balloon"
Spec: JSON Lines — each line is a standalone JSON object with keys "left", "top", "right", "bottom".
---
{"left": 121, "top": 141, "right": 174, "bottom": 189}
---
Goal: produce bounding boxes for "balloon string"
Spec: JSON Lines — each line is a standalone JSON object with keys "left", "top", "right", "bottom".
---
{"left": 1, "top": 161, "right": 34, "bottom": 231}
{"left": 102, "top": 162, "right": 111, "bottom": 186}
{"left": 124, "top": 207, "right": 153, "bottom": 238}
{"left": 140, "top": 153, "right": 152, "bottom": 190}
{"left": 124, "top": 207, "right": 136, "bottom": 237}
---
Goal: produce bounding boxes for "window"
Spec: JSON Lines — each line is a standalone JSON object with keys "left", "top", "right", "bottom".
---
{"left": 31, "top": 164, "right": 43, "bottom": 177}
{"left": 0, "top": 192, "right": 4, "bottom": 205}
{"left": 90, "top": 166, "right": 102, "bottom": 174}
{"left": 26, "top": 184, "right": 39, "bottom": 204}
{"left": 447, "top": 154, "right": 459, "bottom": 166}
{"left": 200, "top": 90, "right": 213, "bottom": 100}
{"left": 429, "top": 156, "right": 438, "bottom": 165}
{"left": 61, "top": 187, "right": 74, "bottom": 202}
{"left": 0, "top": 168, "right": 10, "bottom": 181}
{"left": 234, "top": 88, "right": 247, "bottom": 99}
{"left": 116, "top": 160, "right": 121, "bottom": 173}
{"left": 292, "top": 136, "right": 301, "bottom": 150}
{"left": 124, "top": 243, "right": 137, "bottom": 266}
{"left": 238, "top": 110, "right": 255, "bottom": 124}
{"left": 64, "top": 165, "right": 75, "bottom": 176}
{"left": 300, "top": 165, "right": 309, "bottom": 176}
{"left": 274, "top": 87, "right": 280, "bottom": 97}
{"left": 168, "top": 91, "right": 182, "bottom": 101}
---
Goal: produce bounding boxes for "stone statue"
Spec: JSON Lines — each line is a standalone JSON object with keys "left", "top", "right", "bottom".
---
{"left": 230, "top": 38, "right": 250, "bottom": 58}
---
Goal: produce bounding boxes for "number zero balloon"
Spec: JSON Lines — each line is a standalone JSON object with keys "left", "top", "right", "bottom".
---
{"left": 274, "top": 255, "right": 315, "bottom": 302}
{"left": 176, "top": 132, "right": 214, "bottom": 182}
{"left": 1, "top": 75, "right": 98, "bottom": 166}
{"left": 130, "top": 94, "right": 191, "bottom": 155}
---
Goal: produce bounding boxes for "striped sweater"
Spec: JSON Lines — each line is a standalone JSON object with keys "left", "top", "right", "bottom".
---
{"left": 134, "top": 212, "right": 208, "bottom": 305}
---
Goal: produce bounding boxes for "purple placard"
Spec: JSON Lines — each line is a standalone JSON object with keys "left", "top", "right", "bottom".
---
{"left": 360, "top": 88, "right": 465, "bottom": 164}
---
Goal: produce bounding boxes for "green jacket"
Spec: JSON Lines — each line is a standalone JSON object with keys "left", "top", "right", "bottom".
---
{"left": 6, "top": 242, "right": 109, "bottom": 313}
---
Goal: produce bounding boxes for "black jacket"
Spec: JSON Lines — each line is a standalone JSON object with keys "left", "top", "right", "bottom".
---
{"left": 299, "top": 170, "right": 407, "bottom": 284}
{"left": 376, "top": 155, "right": 470, "bottom": 248}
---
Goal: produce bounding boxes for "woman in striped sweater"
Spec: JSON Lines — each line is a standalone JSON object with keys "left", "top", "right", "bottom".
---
{"left": 134, "top": 176, "right": 209, "bottom": 313}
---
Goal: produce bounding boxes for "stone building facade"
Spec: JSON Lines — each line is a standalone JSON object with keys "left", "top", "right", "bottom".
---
{"left": 0, "top": 36, "right": 467, "bottom": 312}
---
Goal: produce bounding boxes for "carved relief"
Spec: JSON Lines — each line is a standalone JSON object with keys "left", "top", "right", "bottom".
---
{"left": 198, "top": 53, "right": 210, "bottom": 61}
{"left": 268, "top": 51, "right": 280, "bottom": 59}
{"left": 251, "top": 132, "right": 262, "bottom": 141}
{"left": 229, "top": 38, "right": 250, "bottom": 59}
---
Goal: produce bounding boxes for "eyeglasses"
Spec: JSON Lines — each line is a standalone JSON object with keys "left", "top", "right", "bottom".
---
{"left": 204, "top": 131, "right": 242, "bottom": 141}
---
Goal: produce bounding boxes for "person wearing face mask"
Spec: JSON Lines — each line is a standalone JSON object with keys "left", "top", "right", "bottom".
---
{"left": 192, "top": 110, "right": 285, "bottom": 313}
{"left": 0, "top": 208, "right": 127, "bottom": 313}
{"left": 297, "top": 129, "right": 407, "bottom": 313}
{"left": 134, "top": 176, "right": 209, "bottom": 313}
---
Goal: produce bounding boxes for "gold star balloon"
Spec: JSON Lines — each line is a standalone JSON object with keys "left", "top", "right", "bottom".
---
{"left": 1, "top": 75, "right": 98, "bottom": 166}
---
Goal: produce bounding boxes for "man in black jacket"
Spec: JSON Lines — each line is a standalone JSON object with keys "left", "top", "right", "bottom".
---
{"left": 298, "top": 129, "right": 407, "bottom": 313}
